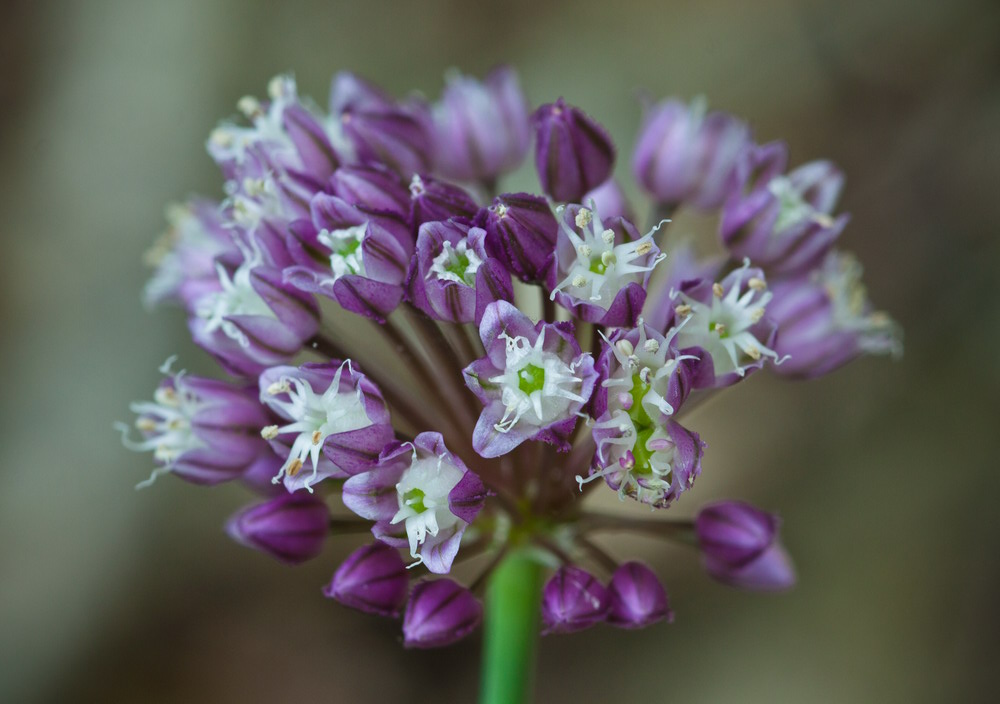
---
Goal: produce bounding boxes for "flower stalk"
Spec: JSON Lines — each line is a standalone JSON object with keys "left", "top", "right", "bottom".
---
{"left": 480, "top": 549, "right": 544, "bottom": 704}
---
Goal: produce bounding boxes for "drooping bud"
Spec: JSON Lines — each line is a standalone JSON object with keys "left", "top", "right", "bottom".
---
{"left": 323, "top": 541, "right": 409, "bottom": 617}
{"left": 532, "top": 98, "right": 615, "bottom": 203}
{"left": 541, "top": 566, "right": 610, "bottom": 634}
{"left": 225, "top": 492, "right": 329, "bottom": 565}
{"left": 476, "top": 192, "right": 559, "bottom": 282}
{"left": 430, "top": 66, "right": 531, "bottom": 184}
{"left": 632, "top": 97, "right": 751, "bottom": 211}
{"left": 606, "top": 562, "right": 673, "bottom": 629}
{"left": 696, "top": 501, "right": 796, "bottom": 591}
{"left": 695, "top": 501, "right": 778, "bottom": 566}
{"left": 402, "top": 579, "right": 483, "bottom": 648}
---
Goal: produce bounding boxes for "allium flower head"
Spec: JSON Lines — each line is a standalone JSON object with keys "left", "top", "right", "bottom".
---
{"left": 122, "top": 68, "right": 901, "bottom": 652}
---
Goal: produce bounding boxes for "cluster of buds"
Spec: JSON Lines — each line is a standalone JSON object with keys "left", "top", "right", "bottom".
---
{"left": 121, "top": 68, "right": 900, "bottom": 648}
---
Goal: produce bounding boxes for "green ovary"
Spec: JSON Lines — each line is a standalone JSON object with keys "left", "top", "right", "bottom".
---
{"left": 517, "top": 364, "right": 546, "bottom": 394}
{"left": 445, "top": 252, "right": 471, "bottom": 281}
{"left": 402, "top": 488, "right": 426, "bottom": 513}
{"left": 337, "top": 237, "right": 362, "bottom": 258}
{"left": 631, "top": 427, "right": 656, "bottom": 475}
{"left": 589, "top": 259, "right": 607, "bottom": 275}
{"left": 626, "top": 373, "right": 654, "bottom": 428}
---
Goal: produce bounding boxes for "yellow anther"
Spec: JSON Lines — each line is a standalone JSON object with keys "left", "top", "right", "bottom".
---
{"left": 712, "top": 283, "right": 724, "bottom": 298}
{"left": 748, "top": 277, "right": 767, "bottom": 291}
{"left": 286, "top": 458, "right": 304, "bottom": 477}
{"left": 674, "top": 304, "right": 692, "bottom": 317}
{"left": 575, "top": 208, "right": 592, "bottom": 229}
{"left": 261, "top": 425, "right": 279, "bottom": 440}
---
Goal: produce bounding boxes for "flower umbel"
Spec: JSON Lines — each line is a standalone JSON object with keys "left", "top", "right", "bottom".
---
{"left": 121, "top": 67, "right": 901, "bottom": 657}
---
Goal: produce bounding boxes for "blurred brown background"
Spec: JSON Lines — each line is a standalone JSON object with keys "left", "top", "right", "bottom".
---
{"left": 1, "top": 0, "right": 998, "bottom": 702}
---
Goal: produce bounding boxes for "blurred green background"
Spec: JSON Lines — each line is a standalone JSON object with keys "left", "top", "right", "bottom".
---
{"left": 1, "top": 0, "right": 998, "bottom": 701}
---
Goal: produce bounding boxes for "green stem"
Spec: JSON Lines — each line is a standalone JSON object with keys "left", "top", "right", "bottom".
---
{"left": 479, "top": 550, "right": 544, "bottom": 704}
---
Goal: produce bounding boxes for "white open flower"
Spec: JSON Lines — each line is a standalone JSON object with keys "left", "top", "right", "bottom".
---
{"left": 488, "top": 328, "right": 586, "bottom": 433}
{"left": 391, "top": 446, "right": 466, "bottom": 565}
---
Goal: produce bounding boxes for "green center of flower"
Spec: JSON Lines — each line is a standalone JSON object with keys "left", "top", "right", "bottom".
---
{"left": 402, "top": 488, "right": 427, "bottom": 514}
{"left": 627, "top": 373, "right": 654, "bottom": 428}
{"left": 632, "top": 427, "right": 656, "bottom": 475}
{"left": 445, "top": 252, "right": 471, "bottom": 281}
{"left": 336, "top": 237, "right": 362, "bottom": 259}
{"left": 517, "top": 364, "right": 546, "bottom": 394}
{"left": 589, "top": 258, "right": 607, "bottom": 275}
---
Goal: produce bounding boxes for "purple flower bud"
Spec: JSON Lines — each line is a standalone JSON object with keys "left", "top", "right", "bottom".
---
{"left": 402, "top": 578, "right": 483, "bottom": 648}
{"left": 532, "top": 99, "right": 615, "bottom": 203}
{"left": 541, "top": 566, "right": 610, "bottom": 634}
{"left": 606, "top": 562, "right": 673, "bottom": 629}
{"left": 329, "top": 73, "right": 431, "bottom": 178}
{"left": 430, "top": 66, "right": 530, "bottom": 183}
{"left": 406, "top": 219, "right": 512, "bottom": 324}
{"left": 464, "top": 301, "right": 598, "bottom": 458}
{"left": 767, "top": 252, "right": 902, "bottom": 379}
{"left": 328, "top": 163, "right": 410, "bottom": 217}
{"left": 342, "top": 432, "right": 486, "bottom": 574}
{"left": 323, "top": 541, "right": 409, "bottom": 617}
{"left": 695, "top": 501, "right": 778, "bottom": 566}
{"left": 696, "top": 501, "right": 796, "bottom": 591}
{"left": 408, "top": 174, "right": 479, "bottom": 228}
{"left": 476, "top": 192, "right": 559, "bottom": 283}
{"left": 226, "top": 492, "right": 329, "bottom": 565}
{"left": 633, "top": 97, "right": 751, "bottom": 211}
{"left": 721, "top": 142, "right": 848, "bottom": 275}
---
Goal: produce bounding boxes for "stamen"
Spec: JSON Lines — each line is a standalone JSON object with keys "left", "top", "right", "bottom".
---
{"left": 635, "top": 242, "right": 653, "bottom": 256}
{"left": 237, "top": 95, "right": 262, "bottom": 119}
{"left": 601, "top": 229, "right": 615, "bottom": 245}
{"left": 267, "top": 380, "right": 290, "bottom": 396}
{"left": 312, "top": 430, "right": 323, "bottom": 445}
{"left": 286, "top": 458, "right": 304, "bottom": 477}
{"left": 642, "top": 339, "right": 660, "bottom": 354}
{"left": 575, "top": 208, "right": 592, "bottom": 229}
{"left": 712, "top": 282, "right": 724, "bottom": 298}
{"left": 261, "top": 425, "right": 279, "bottom": 440}
{"left": 675, "top": 304, "right": 692, "bottom": 317}
{"left": 746, "top": 345, "right": 762, "bottom": 361}
{"left": 748, "top": 277, "right": 767, "bottom": 291}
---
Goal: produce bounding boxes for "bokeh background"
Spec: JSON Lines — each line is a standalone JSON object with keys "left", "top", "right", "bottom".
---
{"left": 1, "top": 0, "right": 998, "bottom": 701}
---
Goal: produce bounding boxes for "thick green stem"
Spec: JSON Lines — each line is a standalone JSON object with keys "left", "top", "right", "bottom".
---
{"left": 479, "top": 550, "right": 544, "bottom": 704}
